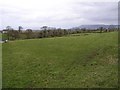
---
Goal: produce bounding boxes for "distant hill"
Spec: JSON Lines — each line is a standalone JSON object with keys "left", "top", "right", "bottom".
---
{"left": 72, "top": 25, "right": 118, "bottom": 30}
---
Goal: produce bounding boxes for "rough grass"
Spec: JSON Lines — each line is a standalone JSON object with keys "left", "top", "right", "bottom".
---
{"left": 2, "top": 32, "right": 118, "bottom": 88}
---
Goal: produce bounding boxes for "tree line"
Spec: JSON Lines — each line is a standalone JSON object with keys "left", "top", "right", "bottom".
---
{"left": 2, "top": 26, "right": 118, "bottom": 40}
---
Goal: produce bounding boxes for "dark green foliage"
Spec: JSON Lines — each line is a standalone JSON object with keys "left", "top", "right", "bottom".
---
{"left": 25, "top": 29, "right": 33, "bottom": 39}
{"left": 3, "top": 27, "right": 118, "bottom": 41}
{"left": 7, "top": 30, "right": 20, "bottom": 40}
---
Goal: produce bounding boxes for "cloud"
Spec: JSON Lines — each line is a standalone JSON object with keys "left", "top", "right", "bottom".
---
{"left": 70, "top": 2, "right": 118, "bottom": 24}
{"left": 0, "top": 0, "right": 118, "bottom": 29}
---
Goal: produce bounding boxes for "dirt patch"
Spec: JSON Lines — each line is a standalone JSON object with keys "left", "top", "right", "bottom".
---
{"left": 106, "top": 55, "right": 118, "bottom": 64}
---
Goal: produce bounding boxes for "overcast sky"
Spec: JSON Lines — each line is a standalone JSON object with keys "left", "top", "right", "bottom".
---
{"left": 0, "top": 0, "right": 118, "bottom": 29}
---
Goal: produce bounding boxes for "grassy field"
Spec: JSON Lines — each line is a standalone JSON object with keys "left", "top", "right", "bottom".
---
{"left": 2, "top": 32, "right": 118, "bottom": 88}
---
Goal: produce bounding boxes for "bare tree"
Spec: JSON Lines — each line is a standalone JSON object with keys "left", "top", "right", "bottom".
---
{"left": 108, "top": 25, "right": 115, "bottom": 32}
{"left": 18, "top": 26, "right": 23, "bottom": 33}
{"left": 99, "top": 27, "right": 103, "bottom": 33}
{"left": 25, "top": 29, "right": 33, "bottom": 39}
{"left": 6, "top": 26, "right": 13, "bottom": 30}
{"left": 41, "top": 26, "right": 48, "bottom": 30}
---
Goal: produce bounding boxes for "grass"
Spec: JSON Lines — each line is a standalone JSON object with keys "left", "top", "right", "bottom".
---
{"left": 2, "top": 34, "right": 8, "bottom": 40}
{"left": 0, "top": 34, "right": 1, "bottom": 38}
{"left": 2, "top": 32, "right": 118, "bottom": 88}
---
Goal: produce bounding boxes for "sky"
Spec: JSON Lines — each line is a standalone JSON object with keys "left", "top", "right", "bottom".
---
{"left": 0, "top": 0, "right": 118, "bottom": 29}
